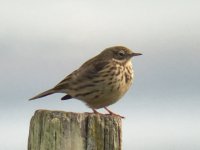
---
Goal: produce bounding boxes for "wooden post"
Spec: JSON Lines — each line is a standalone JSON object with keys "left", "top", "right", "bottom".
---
{"left": 28, "top": 109, "right": 122, "bottom": 150}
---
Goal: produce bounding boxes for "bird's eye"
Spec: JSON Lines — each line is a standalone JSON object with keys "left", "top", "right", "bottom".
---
{"left": 118, "top": 50, "right": 125, "bottom": 57}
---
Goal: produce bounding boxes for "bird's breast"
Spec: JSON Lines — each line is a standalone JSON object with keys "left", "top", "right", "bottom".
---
{"left": 65, "top": 60, "right": 134, "bottom": 109}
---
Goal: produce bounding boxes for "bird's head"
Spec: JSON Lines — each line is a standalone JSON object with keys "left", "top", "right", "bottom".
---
{"left": 100, "top": 46, "right": 142, "bottom": 64}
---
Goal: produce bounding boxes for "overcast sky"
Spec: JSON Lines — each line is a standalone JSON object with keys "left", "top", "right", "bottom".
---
{"left": 0, "top": 0, "right": 200, "bottom": 150}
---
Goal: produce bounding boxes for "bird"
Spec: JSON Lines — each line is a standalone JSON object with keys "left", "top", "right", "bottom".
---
{"left": 29, "top": 46, "right": 142, "bottom": 118}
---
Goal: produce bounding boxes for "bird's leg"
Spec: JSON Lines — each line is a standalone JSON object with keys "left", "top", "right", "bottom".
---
{"left": 104, "top": 107, "right": 125, "bottom": 119}
{"left": 92, "top": 109, "right": 103, "bottom": 115}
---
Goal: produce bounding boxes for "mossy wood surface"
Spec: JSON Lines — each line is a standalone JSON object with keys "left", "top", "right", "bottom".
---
{"left": 28, "top": 110, "right": 122, "bottom": 150}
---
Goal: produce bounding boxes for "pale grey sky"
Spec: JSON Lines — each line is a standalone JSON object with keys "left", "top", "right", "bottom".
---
{"left": 0, "top": 0, "right": 200, "bottom": 150}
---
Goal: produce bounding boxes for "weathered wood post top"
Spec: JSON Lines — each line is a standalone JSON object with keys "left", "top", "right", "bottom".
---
{"left": 28, "top": 109, "right": 122, "bottom": 150}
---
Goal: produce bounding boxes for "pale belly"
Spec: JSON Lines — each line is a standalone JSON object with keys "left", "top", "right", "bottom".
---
{"left": 66, "top": 61, "right": 134, "bottom": 109}
{"left": 83, "top": 63, "right": 134, "bottom": 109}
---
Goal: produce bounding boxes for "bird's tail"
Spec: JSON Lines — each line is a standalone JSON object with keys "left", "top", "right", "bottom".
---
{"left": 29, "top": 89, "right": 55, "bottom": 100}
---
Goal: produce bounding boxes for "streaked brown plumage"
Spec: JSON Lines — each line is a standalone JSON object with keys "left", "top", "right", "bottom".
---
{"left": 30, "top": 46, "right": 142, "bottom": 118}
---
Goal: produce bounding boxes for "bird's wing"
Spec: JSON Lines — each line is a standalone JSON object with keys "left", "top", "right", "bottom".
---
{"left": 77, "top": 56, "right": 109, "bottom": 78}
{"left": 52, "top": 70, "right": 77, "bottom": 91}
{"left": 52, "top": 56, "right": 109, "bottom": 91}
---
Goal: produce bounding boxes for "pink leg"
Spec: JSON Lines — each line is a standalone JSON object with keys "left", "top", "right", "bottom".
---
{"left": 104, "top": 107, "right": 125, "bottom": 119}
{"left": 92, "top": 109, "right": 103, "bottom": 115}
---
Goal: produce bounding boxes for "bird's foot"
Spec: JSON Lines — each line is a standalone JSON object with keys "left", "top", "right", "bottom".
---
{"left": 104, "top": 107, "right": 125, "bottom": 119}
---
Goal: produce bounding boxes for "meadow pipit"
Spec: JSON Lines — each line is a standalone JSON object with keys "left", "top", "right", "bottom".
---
{"left": 30, "top": 46, "right": 142, "bottom": 118}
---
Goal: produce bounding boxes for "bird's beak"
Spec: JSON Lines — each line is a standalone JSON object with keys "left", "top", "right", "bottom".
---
{"left": 130, "top": 52, "right": 142, "bottom": 57}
